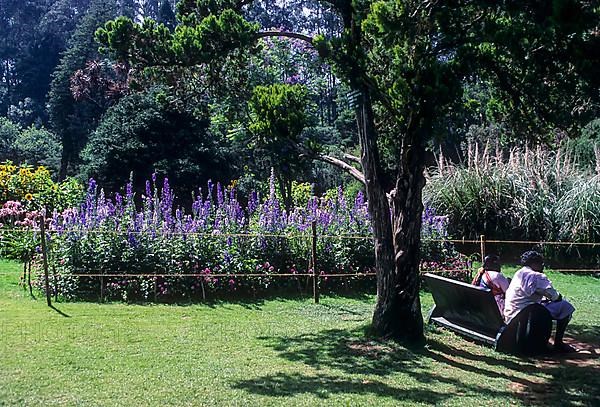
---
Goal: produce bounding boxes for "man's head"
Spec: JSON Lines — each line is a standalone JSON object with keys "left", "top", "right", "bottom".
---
{"left": 483, "top": 254, "right": 501, "bottom": 271}
{"left": 521, "top": 251, "right": 544, "bottom": 272}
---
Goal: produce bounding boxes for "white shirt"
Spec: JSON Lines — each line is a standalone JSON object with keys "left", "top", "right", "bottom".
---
{"left": 504, "top": 266, "right": 559, "bottom": 322}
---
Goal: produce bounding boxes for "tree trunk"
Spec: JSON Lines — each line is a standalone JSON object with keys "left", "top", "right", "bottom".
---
{"left": 58, "top": 140, "right": 70, "bottom": 181}
{"left": 383, "top": 128, "right": 427, "bottom": 345}
{"left": 277, "top": 176, "right": 293, "bottom": 212}
{"left": 356, "top": 89, "right": 426, "bottom": 345}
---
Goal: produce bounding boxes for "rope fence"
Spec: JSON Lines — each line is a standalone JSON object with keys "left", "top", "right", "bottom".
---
{"left": 5, "top": 227, "right": 600, "bottom": 245}
{"left": 3, "top": 221, "right": 600, "bottom": 306}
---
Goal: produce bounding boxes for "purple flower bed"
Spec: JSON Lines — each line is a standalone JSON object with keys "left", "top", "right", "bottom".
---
{"left": 32, "top": 172, "right": 468, "bottom": 301}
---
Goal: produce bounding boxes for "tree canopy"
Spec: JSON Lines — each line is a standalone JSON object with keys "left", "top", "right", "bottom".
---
{"left": 82, "top": 88, "right": 232, "bottom": 197}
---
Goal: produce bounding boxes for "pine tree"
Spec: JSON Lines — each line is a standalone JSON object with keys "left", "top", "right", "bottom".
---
{"left": 48, "top": 0, "right": 119, "bottom": 179}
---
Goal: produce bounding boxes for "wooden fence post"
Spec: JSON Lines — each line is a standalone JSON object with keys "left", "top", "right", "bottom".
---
{"left": 312, "top": 221, "right": 319, "bottom": 304}
{"left": 27, "top": 261, "right": 32, "bottom": 297}
{"left": 153, "top": 271, "right": 158, "bottom": 302}
{"left": 39, "top": 210, "right": 51, "bottom": 307}
{"left": 480, "top": 234, "right": 486, "bottom": 264}
{"left": 52, "top": 264, "right": 58, "bottom": 302}
{"left": 22, "top": 261, "right": 27, "bottom": 289}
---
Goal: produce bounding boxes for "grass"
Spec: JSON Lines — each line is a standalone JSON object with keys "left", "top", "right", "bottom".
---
{"left": 1, "top": 259, "right": 599, "bottom": 406}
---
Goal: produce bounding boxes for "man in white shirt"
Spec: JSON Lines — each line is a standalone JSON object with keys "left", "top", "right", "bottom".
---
{"left": 504, "top": 251, "right": 576, "bottom": 352}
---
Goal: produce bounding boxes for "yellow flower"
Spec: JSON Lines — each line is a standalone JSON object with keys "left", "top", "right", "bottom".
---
{"left": 24, "top": 193, "right": 33, "bottom": 201}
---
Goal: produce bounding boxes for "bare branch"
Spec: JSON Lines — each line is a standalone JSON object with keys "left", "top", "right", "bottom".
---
{"left": 315, "top": 154, "right": 365, "bottom": 185}
{"left": 343, "top": 153, "right": 361, "bottom": 165}
{"left": 256, "top": 31, "right": 314, "bottom": 46}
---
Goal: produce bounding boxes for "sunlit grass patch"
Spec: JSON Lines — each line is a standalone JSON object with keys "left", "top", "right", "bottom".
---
{"left": 1, "top": 259, "right": 598, "bottom": 406}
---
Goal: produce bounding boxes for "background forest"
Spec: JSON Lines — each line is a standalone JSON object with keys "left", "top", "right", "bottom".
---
{"left": 1, "top": 0, "right": 360, "bottom": 198}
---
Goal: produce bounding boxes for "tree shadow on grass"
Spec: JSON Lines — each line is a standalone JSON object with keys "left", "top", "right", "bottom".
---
{"left": 428, "top": 331, "right": 599, "bottom": 406}
{"left": 522, "top": 322, "right": 600, "bottom": 406}
{"left": 564, "top": 323, "right": 600, "bottom": 347}
{"left": 49, "top": 304, "right": 70, "bottom": 318}
{"left": 124, "top": 292, "right": 375, "bottom": 312}
{"left": 421, "top": 324, "right": 600, "bottom": 406}
{"left": 105, "top": 292, "right": 293, "bottom": 310}
{"left": 234, "top": 326, "right": 518, "bottom": 403}
{"left": 234, "top": 324, "right": 599, "bottom": 405}
{"left": 234, "top": 372, "right": 450, "bottom": 404}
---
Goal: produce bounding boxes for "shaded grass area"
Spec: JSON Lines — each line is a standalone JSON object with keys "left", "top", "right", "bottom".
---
{"left": 1, "top": 259, "right": 599, "bottom": 406}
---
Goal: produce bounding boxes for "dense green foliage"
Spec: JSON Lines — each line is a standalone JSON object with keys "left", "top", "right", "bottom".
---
{"left": 48, "top": 0, "right": 120, "bottom": 179}
{"left": 0, "top": 0, "right": 91, "bottom": 124}
{"left": 309, "top": 0, "right": 599, "bottom": 163}
{"left": 82, "top": 89, "right": 233, "bottom": 196}
{"left": 91, "top": 2, "right": 358, "bottom": 194}
{"left": 247, "top": 83, "right": 313, "bottom": 208}
{"left": 1, "top": 0, "right": 598, "bottom": 186}
{"left": 0, "top": 118, "right": 61, "bottom": 173}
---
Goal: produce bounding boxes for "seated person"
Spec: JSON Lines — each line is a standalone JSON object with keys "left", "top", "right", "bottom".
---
{"left": 472, "top": 254, "right": 509, "bottom": 313}
{"left": 504, "top": 251, "right": 576, "bottom": 352}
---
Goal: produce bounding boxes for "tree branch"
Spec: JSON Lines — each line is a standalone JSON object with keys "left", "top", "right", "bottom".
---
{"left": 343, "top": 153, "right": 361, "bottom": 165}
{"left": 258, "top": 31, "right": 399, "bottom": 120}
{"left": 315, "top": 154, "right": 365, "bottom": 185}
{"left": 256, "top": 31, "right": 315, "bottom": 46}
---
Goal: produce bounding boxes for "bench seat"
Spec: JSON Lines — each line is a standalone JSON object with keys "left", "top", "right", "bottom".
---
{"left": 423, "top": 272, "right": 553, "bottom": 355}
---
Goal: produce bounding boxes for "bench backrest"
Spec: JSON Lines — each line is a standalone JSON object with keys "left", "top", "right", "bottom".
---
{"left": 424, "top": 273, "right": 505, "bottom": 337}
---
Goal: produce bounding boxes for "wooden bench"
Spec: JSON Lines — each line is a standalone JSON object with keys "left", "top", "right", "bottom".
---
{"left": 423, "top": 272, "right": 553, "bottom": 355}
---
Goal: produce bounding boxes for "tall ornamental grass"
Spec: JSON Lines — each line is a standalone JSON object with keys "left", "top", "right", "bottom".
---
{"left": 424, "top": 143, "right": 600, "bottom": 265}
{"left": 555, "top": 175, "right": 600, "bottom": 242}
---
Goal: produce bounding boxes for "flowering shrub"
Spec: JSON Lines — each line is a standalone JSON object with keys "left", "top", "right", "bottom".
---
{"left": 0, "top": 200, "right": 41, "bottom": 264}
{"left": 25, "top": 171, "right": 466, "bottom": 301}
{"left": 0, "top": 160, "right": 82, "bottom": 269}
{"left": 0, "top": 161, "right": 83, "bottom": 211}
{"left": 420, "top": 207, "right": 472, "bottom": 282}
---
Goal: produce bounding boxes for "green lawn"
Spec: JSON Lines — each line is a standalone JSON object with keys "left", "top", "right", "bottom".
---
{"left": 1, "top": 259, "right": 599, "bottom": 406}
